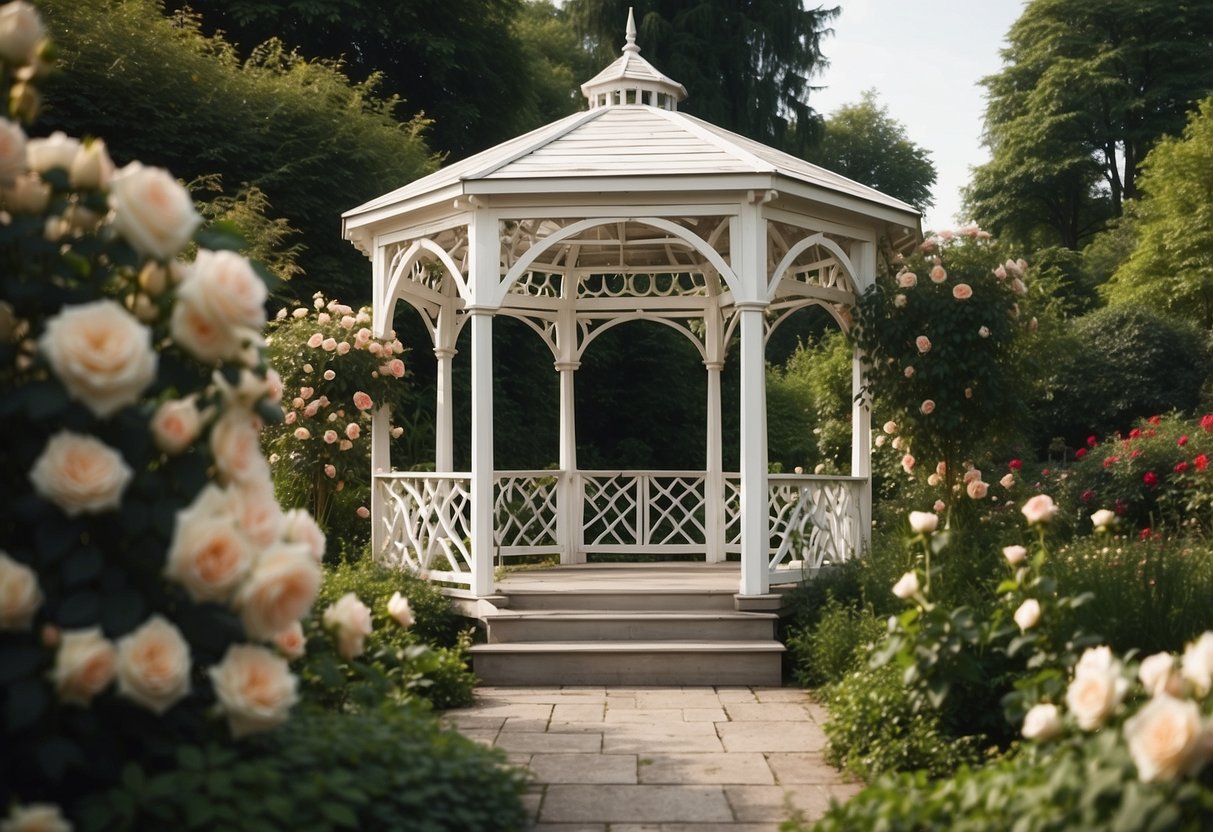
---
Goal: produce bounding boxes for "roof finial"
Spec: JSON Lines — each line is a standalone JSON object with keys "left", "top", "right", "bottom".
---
{"left": 623, "top": 7, "right": 640, "bottom": 53}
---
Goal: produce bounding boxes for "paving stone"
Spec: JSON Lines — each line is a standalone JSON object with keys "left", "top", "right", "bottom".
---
{"left": 723, "top": 703, "right": 812, "bottom": 722}
{"left": 753, "top": 688, "right": 813, "bottom": 703}
{"left": 530, "top": 825, "right": 608, "bottom": 832}
{"left": 605, "top": 708, "right": 686, "bottom": 723}
{"left": 725, "top": 784, "right": 834, "bottom": 823}
{"left": 441, "top": 713, "right": 505, "bottom": 731}
{"left": 521, "top": 790, "right": 543, "bottom": 822}
{"left": 456, "top": 729, "right": 498, "bottom": 746}
{"left": 681, "top": 707, "right": 727, "bottom": 722}
{"left": 714, "top": 687, "right": 760, "bottom": 703}
{"left": 612, "top": 825, "right": 777, "bottom": 832}
{"left": 766, "top": 752, "right": 846, "bottom": 785}
{"left": 528, "top": 753, "right": 637, "bottom": 784}
{"left": 716, "top": 721, "right": 827, "bottom": 753}
{"left": 552, "top": 703, "right": 605, "bottom": 723}
{"left": 501, "top": 717, "right": 552, "bottom": 732}
{"left": 638, "top": 752, "right": 774, "bottom": 785}
{"left": 540, "top": 785, "right": 732, "bottom": 823}
{"left": 495, "top": 732, "right": 602, "bottom": 753}
{"left": 634, "top": 692, "right": 725, "bottom": 710}
{"left": 451, "top": 702, "right": 553, "bottom": 720}
{"left": 603, "top": 723, "right": 725, "bottom": 754}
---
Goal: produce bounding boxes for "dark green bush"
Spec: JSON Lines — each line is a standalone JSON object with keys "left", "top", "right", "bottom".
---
{"left": 76, "top": 706, "right": 529, "bottom": 832}
{"left": 786, "top": 596, "right": 884, "bottom": 688}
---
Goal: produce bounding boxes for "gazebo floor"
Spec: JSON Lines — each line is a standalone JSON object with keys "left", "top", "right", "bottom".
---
{"left": 494, "top": 561, "right": 745, "bottom": 594}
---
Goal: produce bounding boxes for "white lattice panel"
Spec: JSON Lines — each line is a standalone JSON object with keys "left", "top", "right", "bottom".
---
{"left": 583, "top": 473, "right": 642, "bottom": 546}
{"left": 646, "top": 475, "right": 707, "bottom": 545}
{"left": 376, "top": 475, "right": 473, "bottom": 588}
{"left": 494, "top": 474, "right": 560, "bottom": 548}
{"left": 768, "top": 477, "right": 860, "bottom": 572}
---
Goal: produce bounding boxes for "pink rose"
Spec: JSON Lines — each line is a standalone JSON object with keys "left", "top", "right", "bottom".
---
{"left": 904, "top": 366, "right": 914, "bottom": 378}
{"left": 323, "top": 430, "right": 338, "bottom": 444}
{"left": 1002, "top": 545, "right": 1027, "bottom": 566}
{"left": 384, "top": 358, "right": 405, "bottom": 378}
{"left": 1021, "top": 494, "right": 1058, "bottom": 525}
{"left": 952, "top": 283, "right": 973, "bottom": 300}
{"left": 345, "top": 423, "right": 360, "bottom": 440}
{"left": 209, "top": 644, "right": 299, "bottom": 737}
{"left": 901, "top": 453, "right": 915, "bottom": 474}
{"left": 324, "top": 464, "right": 336, "bottom": 478}
{"left": 284, "top": 411, "right": 297, "bottom": 425}
{"left": 171, "top": 249, "right": 266, "bottom": 364}
{"left": 978, "top": 326, "right": 990, "bottom": 338}
{"left": 353, "top": 391, "right": 374, "bottom": 411}
{"left": 115, "top": 615, "right": 191, "bottom": 714}
{"left": 915, "top": 335, "right": 931, "bottom": 354}
{"left": 30, "top": 431, "right": 132, "bottom": 516}
{"left": 299, "top": 386, "right": 314, "bottom": 401}
{"left": 53, "top": 628, "right": 116, "bottom": 706}
{"left": 307, "top": 333, "right": 323, "bottom": 348}
{"left": 0, "top": 551, "right": 42, "bottom": 631}
{"left": 336, "top": 341, "right": 351, "bottom": 355}
{"left": 321, "top": 338, "right": 337, "bottom": 352}
{"left": 920, "top": 399, "right": 935, "bottom": 415}
{"left": 303, "top": 400, "right": 320, "bottom": 418}
{"left": 993, "top": 265, "right": 1007, "bottom": 280}
{"left": 323, "top": 592, "right": 374, "bottom": 660}
{"left": 293, "top": 427, "right": 310, "bottom": 440}
{"left": 999, "top": 473, "right": 1015, "bottom": 489}
{"left": 231, "top": 479, "right": 284, "bottom": 548}
{"left": 273, "top": 621, "right": 307, "bottom": 660}
{"left": 894, "top": 293, "right": 907, "bottom": 308}
{"left": 933, "top": 499, "right": 946, "bottom": 512}
{"left": 235, "top": 542, "right": 321, "bottom": 641}
{"left": 339, "top": 439, "right": 353, "bottom": 451}
{"left": 323, "top": 369, "right": 335, "bottom": 381}
{"left": 966, "top": 479, "right": 988, "bottom": 500}
{"left": 281, "top": 508, "right": 326, "bottom": 562}
{"left": 356, "top": 505, "right": 370, "bottom": 519}
{"left": 165, "top": 485, "right": 254, "bottom": 603}
{"left": 210, "top": 410, "right": 268, "bottom": 485}
{"left": 151, "top": 398, "right": 201, "bottom": 455}
{"left": 930, "top": 265, "right": 947, "bottom": 283}
{"left": 897, "top": 271, "right": 917, "bottom": 288}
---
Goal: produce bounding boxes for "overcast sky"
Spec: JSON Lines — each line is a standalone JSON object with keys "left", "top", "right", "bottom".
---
{"left": 809, "top": 0, "right": 1028, "bottom": 231}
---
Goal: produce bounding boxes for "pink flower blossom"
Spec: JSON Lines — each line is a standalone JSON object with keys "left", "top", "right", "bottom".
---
{"left": 901, "top": 454, "right": 916, "bottom": 474}
{"left": 978, "top": 326, "right": 990, "bottom": 338}
{"left": 920, "top": 399, "right": 935, "bottom": 415}
{"left": 915, "top": 335, "right": 932, "bottom": 354}
{"left": 897, "top": 271, "right": 917, "bottom": 288}
{"left": 284, "top": 411, "right": 297, "bottom": 425}
{"left": 966, "top": 479, "right": 988, "bottom": 499}
{"left": 307, "top": 333, "right": 323, "bottom": 348}
{"left": 345, "top": 423, "right": 360, "bottom": 440}
{"left": 952, "top": 283, "right": 973, "bottom": 300}
{"left": 323, "top": 370, "right": 335, "bottom": 381}
{"left": 303, "top": 401, "right": 320, "bottom": 418}
{"left": 904, "top": 366, "right": 915, "bottom": 378}
{"left": 299, "top": 387, "right": 313, "bottom": 400}
{"left": 894, "top": 294, "right": 907, "bottom": 308}
{"left": 323, "top": 430, "right": 338, "bottom": 444}
{"left": 324, "top": 464, "right": 336, "bottom": 478}
{"left": 339, "top": 440, "right": 353, "bottom": 451}
{"left": 293, "top": 428, "right": 310, "bottom": 440}
{"left": 930, "top": 265, "right": 947, "bottom": 283}
{"left": 321, "top": 338, "right": 337, "bottom": 352}
{"left": 993, "top": 265, "right": 1007, "bottom": 280}
{"left": 933, "top": 499, "right": 946, "bottom": 512}
{"left": 383, "top": 358, "right": 405, "bottom": 379}
{"left": 336, "top": 341, "right": 351, "bottom": 355}
{"left": 356, "top": 506, "right": 370, "bottom": 519}
{"left": 353, "top": 391, "right": 373, "bottom": 411}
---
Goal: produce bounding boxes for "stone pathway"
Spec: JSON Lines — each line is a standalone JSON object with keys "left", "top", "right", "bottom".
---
{"left": 442, "top": 686, "right": 861, "bottom": 831}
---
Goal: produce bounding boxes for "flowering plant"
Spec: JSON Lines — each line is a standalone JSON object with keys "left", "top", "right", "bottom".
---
{"left": 263, "top": 293, "right": 416, "bottom": 535}
{"left": 0, "top": 4, "right": 324, "bottom": 821}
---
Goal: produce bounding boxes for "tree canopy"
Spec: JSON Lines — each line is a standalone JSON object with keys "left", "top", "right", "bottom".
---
{"left": 565, "top": 0, "right": 839, "bottom": 157}
{"left": 807, "top": 90, "right": 935, "bottom": 213}
{"left": 965, "top": 0, "right": 1213, "bottom": 250}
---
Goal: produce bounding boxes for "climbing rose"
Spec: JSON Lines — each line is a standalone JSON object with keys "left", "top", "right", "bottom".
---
{"left": 108, "top": 162, "right": 201, "bottom": 260}
{"left": 897, "top": 271, "right": 917, "bottom": 288}
{"left": 1021, "top": 703, "right": 1062, "bottom": 741}
{"left": 892, "top": 572, "right": 920, "bottom": 600}
{"left": 952, "top": 283, "right": 972, "bottom": 300}
{"left": 353, "top": 391, "right": 373, "bottom": 411}
{"left": 1124, "top": 694, "right": 1206, "bottom": 783}
{"left": 901, "top": 454, "right": 915, "bottom": 474}
{"left": 1003, "top": 545, "right": 1028, "bottom": 566}
{"left": 52, "top": 628, "right": 116, "bottom": 706}
{"left": 929, "top": 265, "right": 947, "bottom": 283}
{"left": 915, "top": 335, "right": 931, "bottom": 354}
{"left": 919, "top": 399, "right": 935, "bottom": 415}
{"left": 966, "top": 479, "right": 988, "bottom": 500}
{"left": 1066, "top": 646, "right": 1128, "bottom": 730}
{"left": 29, "top": 431, "right": 132, "bottom": 517}
{"left": 323, "top": 592, "right": 373, "bottom": 660}
{"left": 115, "top": 615, "right": 191, "bottom": 715}
{"left": 209, "top": 644, "right": 299, "bottom": 738}
{"left": 908, "top": 511, "right": 938, "bottom": 535}
{"left": 1021, "top": 495, "right": 1057, "bottom": 525}
{"left": 0, "top": 551, "right": 42, "bottom": 630}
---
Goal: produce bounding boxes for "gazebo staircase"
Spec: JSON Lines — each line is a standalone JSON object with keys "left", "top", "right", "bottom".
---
{"left": 467, "top": 564, "right": 786, "bottom": 686}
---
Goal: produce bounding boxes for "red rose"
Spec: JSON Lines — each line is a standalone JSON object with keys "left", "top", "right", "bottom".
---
{"left": 1075, "top": 448, "right": 1087, "bottom": 460}
{"left": 1179, "top": 435, "right": 1189, "bottom": 446}
{"left": 1143, "top": 471, "right": 1158, "bottom": 487}
{"left": 1202, "top": 414, "right": 1213, "bottom": 432}
{"left": 1196, "top": 454, "right": 1209, "bottom": 472}
{"left": 1175, "top": 461, "right": 1190, "bottom": 474}
{"left": 1080, "top": 489, "right": 1095, "bottom": 503}
{"left": 1009, "top": 459, "right": 1023, "bottom": 471}
{"left": 1148, "top": 415, "right": 1161, "bottom": 426}
{"left": 1129, "top": 428, "right": 1142, "bottom": 439}
{"left": 1104, "top": 456, "right": 1119, "bottom": 468}
{"left": 1139, "top": 527, "right": 1152, "bottom": 541}
{"left": 1087, "top": 435, "right": 1098, "bottom": 447}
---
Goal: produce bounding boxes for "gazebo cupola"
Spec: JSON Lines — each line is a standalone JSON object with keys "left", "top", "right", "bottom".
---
{"left": 581, "top": 9, "right": 687, "bottom": 111}
{"left": 342, "top": 11, "right": 921, "bottom": 602}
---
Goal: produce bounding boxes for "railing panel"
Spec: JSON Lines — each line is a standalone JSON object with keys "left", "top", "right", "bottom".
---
{"left": 494, "top": 471, "right": 560, "bottom": 548}
{"left": 375, "top": 473, "right": 473, "bottom": 589}
{"left": 582, "top": 472, "right": 642, "bottom": 547}
{"left": 767, "top": 475, "right": 862, "bottom": 574}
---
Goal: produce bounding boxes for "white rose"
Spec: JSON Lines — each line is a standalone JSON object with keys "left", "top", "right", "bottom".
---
{"left": 53, "top": 627, "right": 116, "bottom": 706}
{"left": 210, "top": 409, "right": 269, "bottom": 486}
{"left": 892, "top": 571, "right": 920, "bottom": 600}
{"left": 151, "top": 397, "right": 201, "bottom": 455}
{"left": 115, "top": 615, "right": 191, "bottom": 714}
{"left": 0, "top": 0, "right": 44, "bottom": 66}
{"left": 39, "top": 299, "right": 157, "bottom": 418}
{"left": 165, "top": 485, "right": 255, "bottom": 604}
{"left": 1003, "top": 545, "right": 1027, "bottom": 566}
{"left": 0, "top": 550, "right": 41, "bottom": 630}
{"left": 1021, "top": 703, "right": 1063, "bottom": 741}
{"left": 1090, "top": 509, "right": 1116, "bottom": 532}
{"left": 323, "top": 592, "right": 373, "bottom": 660}
{"left": 1013, "top": 598, "right": 1041, "bottom": 631}
{"left": 1, "top": 803, "right": 72, "bottom": 832}
{"left": 1066, "top": 646, "right": 1128, "bottom": 730}
{"left": 69, "top": 137, "right": 114, "bottom": 190}
{"left": 1182, "top": 632, "right": 1213, "bottom": 696}
{"left": 29, "top": 431, "right": 132, "bottom": 516}
{"left": 0, "top": 117, "right": 26, "bottom": 184}
{"left": 108, "top": 162, "right": 201, "bottom": 260}
{"left": 208, "top": 644, "right": 299, "bottom": 738}
{"left": 26, "top": 131, "right": 79, "bottom": 175}
{"left": 230, "top": 479, "right": 283, "bottom": 549}
{"left": 235, "top": 542, "right": 321, "bottom": 641}
{"left": 281, "top": 508, "right": 326, "bottom": 563}
{"left": 273, "top": 620, "right": 307, "bottom": 660}
{"left": 171, "top": 249, "right": 266, "bottom": 364}
{"left": 387, "top": 591, "right": 414, "bottom": 629}
{"left": 1, "top": 171, "right": 48, "bottom": 214}
{"left": 966, "top": 479, "right": 989, "bottom": 500}
{"left": 1124, "top": 694, "right": 1206, "bottom": 783}
{"left": 212, "top": 367, "right": 270, "bottom": 410}
{"left": 908, "top": 511, "right": 938, "bottom": 535}
{"left": 1021, "top": 494, "right": 1058, "bottom": 525}
{"left": 1140, "top": 652, "right": 1179, "bottom": 698}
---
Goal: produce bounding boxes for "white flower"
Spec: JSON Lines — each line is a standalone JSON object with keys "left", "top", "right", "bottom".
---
{"left": 209, "top": 644, "right": 299, "bottom": 738}
{"left": 235, "top": 542, "right": 321, "bottom": 641}
{"left": 281, "top": 509, "right": 326, "bottom": 563}
{"left": 150, "top": 397, "right": 201, "bottom": 455}
{"left": 0, "top": 550, "right": 41, "bottom": 630}
{"left": 171, "top": 249, "right": 267, "bottom": 364}
{"left": 1, "top": 802, "right": 72, "bottom": 832}
{"left": 29, "top": 431, "right": 132, "bottom": 516}
{"left": 892, "top": 571, "right": 920, "bottom": 600}
{"left": 1003, "top": 545, "right": 1027, "bottom": 566}
{"left": 1021, "top": 703, "right": 1063, "bottom": 741}
{"left": 1013, "top": 599, "right": 1041, "bottom": 631}
{"left": 210, "top": 409, "right": 269, "bottom": 486}
{"left": 26, "top": 131, "right": 79, "bottom": 175}
{"left": 165, "top": 485, "right": 254, "bottom": 604}
{"left": 0, "top": 171, "right": 46, "bottom": 214}
{"left": 908, "top": 511, "right": 938, "bottom": 535}
{"left": 1021, "top": 495, "right": 1058, "bottom": 525}
{"left": 1090, "top": 509, "right": 1116, "bottom": 532}
{"left": 324, "top": 592, "right": 374, "bottom": 660}
{"left": 39, "top": 299, "right": 157, "bottom": 418}
{"left": 1181, "top": 632, "right": 1213, "bottom": 696}
{"left": 108, "top": 162, "right": 201, "bottom": 260}
{"left": 387, "top": 591, "right": 414, "bottom": 628}
{"left": 115, "top": 615, "right": 191, "bottom": 715}
{"left": 69, "top": 137, "right": 114, "bottom": 190}
{"left": 1139, "top": 652, "right": 1180, "bottom": 698}
{"left": 0, "top": 0, "right": 45, "bottom": 66}
{"left": 1066, "top": 646, "right": 1129, "bottom": 730}
{"left": 53, "top": 628, "right": 116, "bottom": 706}
{"left": 0, "top": 117, "right": 26, "bottom": 184}
{"left": 1124, "top": 694, "right": 1207, "bottom": 783}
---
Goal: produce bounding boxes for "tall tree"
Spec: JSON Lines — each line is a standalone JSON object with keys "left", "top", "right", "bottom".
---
{"left": 565, "top": 0, "right": 839, "bottom": 157}
{"left": 807, "top": 90, "right": 935, "bottom": 212}
{"left": 966, "top": 0, "right": 1213, "bottom": 249}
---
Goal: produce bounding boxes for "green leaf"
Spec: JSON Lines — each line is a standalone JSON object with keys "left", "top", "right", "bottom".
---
{"left": 319, "top": 802, "right": 359, "bottom": 828}
{"left": 0, "top": 644, "right": 46, "bottom": 684}
{"left": 36, "top": 737, "right": 86, "bottom": 782}
{"left": 177, "top": 745, "right": 205, "bottom": 771}
{"left": 194, "top": 221, "right": 246, "bottom": 252}
{"left": 57, "top": 590, "right": 102, "bottom": 627}
{"left": 63, "top": 547, "right": 105, "bottom": 586}
{"left": 5, "top": 677, "right": 48, "bottom": 731}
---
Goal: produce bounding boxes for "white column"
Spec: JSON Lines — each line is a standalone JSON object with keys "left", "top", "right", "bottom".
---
{"left": 738, "top": 302, "right": 769, "bottom": 596}
{"left": 704, "top": 359, "right": 725, "bottom": 562}
{"left": 556, "top": 360, "right": 583, "bottom": 564}
{"left": 370, "top": 404, "right": 391, "bottom": 558}
{"left": 469, "top": 308, "right": 495, "bottom": 596}
{"left": 434, "top": 345, "right": 456, "bottom": 473}
{"left": 850, "top": 241, "right": 876, "bottom": 558}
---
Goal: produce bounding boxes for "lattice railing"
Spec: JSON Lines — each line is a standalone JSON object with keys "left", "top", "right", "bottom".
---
{"left": 582, "top": 471, "right": 708, "bottom": 553}
{"left": 767, "top": 476, "right": 862, "bottom": 574}
{"left": 375, "top": 473, "right": 473, "bottom": 589}
{"left": 495, "top": 471, "right": 561, "bottom": 559}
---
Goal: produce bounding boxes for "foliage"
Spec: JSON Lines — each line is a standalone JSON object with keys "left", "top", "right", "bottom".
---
{"left": 965, "top": 0, "right": 1213, "bottom": 249}
{"left": 786, "top": 595, "right": 883, "bottom": 688}
{"left": 197, "top": 182, "right": 305, "bottom": 285}
{"left": 566, "top": 0, "right": 839, "bottom": 157}
{"left": 1103, "top": 97, "right": 1213, "bottom": 330}
{"left": 807, "top": 90, "right": 936, "bottom": 212}
{"left": 263, "top": 293, "right": 417, "bottom": 537}
{"left": 766, "top": 330, "right": 852, "bottom": 473}
{"left": 75, "top": 705, "right": 529, "bottom": 832}
{"left": 1032, "top": 308, "right": 1208, "bottom": 450}
{"left": 38, "top": 0, "right": 434, "bottom": 303}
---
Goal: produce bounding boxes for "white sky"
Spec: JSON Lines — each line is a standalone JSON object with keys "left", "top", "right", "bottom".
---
{"left": 809, "top": 0, "right": 1028, "bottom": 231}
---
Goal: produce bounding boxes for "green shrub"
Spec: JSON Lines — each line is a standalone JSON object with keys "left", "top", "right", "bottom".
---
{"left": 76, "top": 706, "right": 529, "bottom": 832}
{"left": 786, "top": 597, "right": 884, "bottom": 688}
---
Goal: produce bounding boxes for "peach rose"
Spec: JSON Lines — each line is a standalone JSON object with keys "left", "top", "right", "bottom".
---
{"left": 1139, "top": 652, "right": 1181, "bottom": 698}
{"left": 1066, "top": 646, "right": 1128, "bottom": 730}
{"left": 920, "top": 399, "right": 935, "bottom": 415}
{"left": 929, "top": 265, "right": 947, "bottom": 283}
{"left": 999, "top": 473, "right": 1015, "bottom": 489}
{"left": 323, "top": 430, "right": 338, "bottom": 445}
{"left": 383, "top": 358, "right": 405, "bottom": 378}
{"left": 1, "top": 803, "right": 72, "bottom": 832}
{"left": 235, "top": 542, "right": 321, "bottom": 641}
{"left": 1181, "top": 632, "right": 1213, "bottom": 696}
{"left": 53, "top": 627, "right": 116, "bottom": 706}
{"left": 1021, "top": 494, "right": 1058, "bottom": 525}
{"left": 30, "top": 430, "right": 132, "bottom": 516}
{"left": 1002, "top": 545, "right": 1027, "bottom": 566}
{"left": 345, "top": 423, "right": 360, "bottom": 440}
{"left": 1021, "top": 703, "right": 1062, "bottom": 741}
{"left": 210, "top": 409, "right": 268, "bottom": 486}
{"left": 1124, "top": 694, "right": 1206, "bottom": 783}
{"left": 353, "top": 391, "right": 373, "bottom": 411}
{"left": 321, "top": 337, "right": 337, "bottom": 352}
{"left": 883, "top": 420, "right": 898, "bottom": 435}
{"left": 171, "top": 248, "right": 267, "bottom": 362}
{"left": 387, "top": 591, "right": 414, "bottom": 628}
{"left": 293, "top": 427, "right": 310, "bottom": 440}
{"left": 281, "top": 508, "right": 327, "bottom": 563}
{"left": 273, "top": 621, "right": 307, "bottom": 660}
{"left": 0, "top": 550, "right": 42, "bottom": 630}
{"left": 231, "top": 479, "right": 284, "bottom": 549}
{"left": 901, "top": 453, "right": 915, "bottom": 474}
{"left": 165, "top": 485, "right": 254, "bottom": 604}
{"left": 209, "top": 643, "right": 299, "bottom": 738}
{"left": 323, "top": 592, "right": 373, "bottom": 660}
{"left": 966, "top": 479, "right": 988, "bottom": 500}
{"left": 1013, "top": 599, "right": 1040, "bottom": 631}
{"left": 908, "top": 511, "right": 938, "bottom": 534}
{"left": 0, "top": 0, "right": 45, "bottom": 66}
{"left": 26, "top": 131, "right": 79, "bottom": 175}
{"left": 0, "top": 117, "right": 26, "bottom": 185}
{"left": 39, "top": 299, "right": 157, "bottom": 418}
{"left": 915, "top": 335, "right": 931, "bottom": 354}
{"left": 115, "top": 615, "right": 191, "bottom": 714}
{"left": 151, "top": 397, "right": 201, "bottom": 455}
{"left": 952, "top": 283, "right": 973, "bottom": 300}
{"left": 108, "top": 162, "right": 201, "bottom": 260}
{"left": 896, "top": 271, "right": 917, "bottom": 288}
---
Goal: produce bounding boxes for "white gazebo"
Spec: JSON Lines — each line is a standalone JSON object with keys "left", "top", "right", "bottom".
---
{"left": 342, "top": 13, "right": 921, "bottom": 603}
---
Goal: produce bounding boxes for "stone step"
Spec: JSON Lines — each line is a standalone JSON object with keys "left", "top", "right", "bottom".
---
{"left": 484, "top": 610, "right": 777, "bottom": 643}
{"left": 500, "top": 589, "right": 739, "bottom": 612}
{"left": 470, "top": 640, "right": 785, "bottom": 686}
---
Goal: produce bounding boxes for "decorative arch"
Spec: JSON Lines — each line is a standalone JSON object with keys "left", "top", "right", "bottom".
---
{"left": 766, "top": 233, "right": 859, "bottom": 301}
{"left": 576, "top": 314, "right": 707, "bottom": 363}
{"left": 377, "top": 238, "right": 468, "bottom": 336}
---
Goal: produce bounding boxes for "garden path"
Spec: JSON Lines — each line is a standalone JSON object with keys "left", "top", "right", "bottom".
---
{"left": 443, "top": 685, "right": 860, "bottom": 831}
